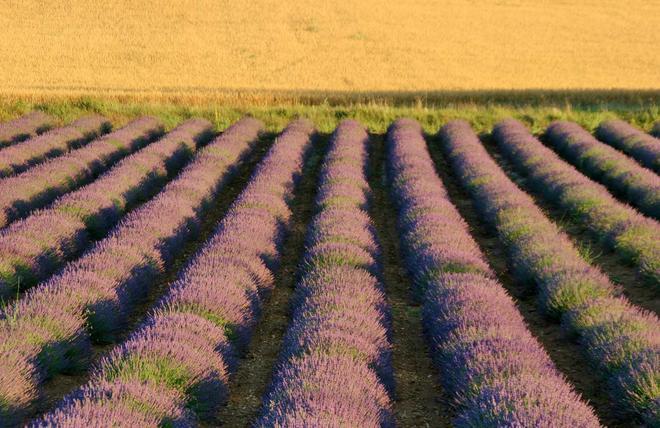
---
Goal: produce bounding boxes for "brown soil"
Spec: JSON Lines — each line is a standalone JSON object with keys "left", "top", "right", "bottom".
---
{"left": 213, "top": 133, "right": 327, "bottom": 427}
{"left": 368, "top": 133, "right": 453, "bottom": 428}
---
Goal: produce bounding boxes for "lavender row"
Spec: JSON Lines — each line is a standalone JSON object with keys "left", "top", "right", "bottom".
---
{"left": 0, "top": 112, "right": 55, "bottom": 148}
{"left": 0, "top": 115, "right": 110, "bottom": 177}
{"left": 34, "top": 119, "right": 313, "bottom": 426}
{"left": 0, "top": 116, "right": 163, "bottom": 229}
{"left": 441, "top": 119, "right": 660, "bottom": 424}
{"left": 596, "top": 119, "right": 660, "bottom": 173}
{"left": 545, "top": 120, "right": 660, "bottom": 219}
{"left": 0, "top": 117, "right": 264, "bottom": 424}
{"left": 257, "top": 120, "right": 394, "bottom": 427}
{"left": 493, "top": 119, "right": 659, "bottom": 286}
{"left": 388, "top": 119, "right": 600, "bottom": 427}
{"left": 0, "top": 119, "right": 213, "bottom": 299}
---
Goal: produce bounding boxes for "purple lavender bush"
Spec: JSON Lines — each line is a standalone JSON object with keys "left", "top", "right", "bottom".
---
{"left": 441, "top": 119, "right": 660, "bottom": 423}
{"left": 257, "top": 120, "right": 394, "bottom": 427}
{"left": 493, "top": 119, "right": 659, "bottom": 287}
{"left": 545, "top": 120, "right": 660, "bottom": 219}
{"left": 0, "top": 117, "right": 263, "bottom": 423}
{"left": 162, "top": 119, "right": 313, "bottom": 349}
{"left": 388, "top": 118, "right": 600, "bottom": 427}
{"left": 0, "top": 119, "right": 212, "bottom": 298}
{"left": 0, "top": 115, "right": 110, "bottom": 177}
{"left": 596, "top": 119, "right": 660, "bottom": 173}
{"left": 260, "top": 353, "right": 392, "bottom": 427}
{"left": 32, "top": 380, "right": 194, "bottom": 428}
{"left": 33, "top": 119, "right": 313, "bottom": 425}
{"left": 0, "top": 111, "right": 55, "bottom": 148}
{"left": 0, "top": 116, "right": 163, "bottom": 228}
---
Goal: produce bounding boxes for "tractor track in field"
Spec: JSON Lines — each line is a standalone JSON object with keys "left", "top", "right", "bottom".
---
{"left": 426, "top": 134, "right": 623, "bottom": 427}
{"left": 26, "top": 132, "right": 275, "bottom": 425}
{"left": 368, "top": 133, "right": 452, "bottom": 428}
{"left": 481, "top": 134, "right": 659, "bottom": 317}
{"left": 214, "top": 133, "right": 327, "bottom": 428}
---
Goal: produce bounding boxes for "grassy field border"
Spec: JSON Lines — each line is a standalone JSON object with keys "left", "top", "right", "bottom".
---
{"left": 0, "top": 90, "right": 657, "bottom": 133}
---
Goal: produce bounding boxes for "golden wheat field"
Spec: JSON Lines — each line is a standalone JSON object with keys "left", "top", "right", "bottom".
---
{"left": 1, "top": 0, "right": 658, "bottom": 96}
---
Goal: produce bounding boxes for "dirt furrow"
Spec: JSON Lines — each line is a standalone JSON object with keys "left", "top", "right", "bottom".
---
{"left": 215, "top": 134, "right": 327, "bottom": 427}
{"left": 368, "top": 133, "right": 452, "bottom": 428}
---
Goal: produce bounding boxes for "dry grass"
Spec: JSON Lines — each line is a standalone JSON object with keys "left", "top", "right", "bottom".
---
{"left": 0, "top": 94, "right": 657, "bottom": 135}
{"left": 0, "top": 0, "right": 658, "bottom": 97}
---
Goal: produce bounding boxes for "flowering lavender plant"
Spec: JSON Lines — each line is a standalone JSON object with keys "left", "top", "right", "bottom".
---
{"left": 389, "top": 118, "right": 600, "bottom": 427}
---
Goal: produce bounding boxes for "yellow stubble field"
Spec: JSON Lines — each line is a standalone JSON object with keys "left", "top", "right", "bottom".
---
{"left": 0, "top": 0, "right": 658, "bottom": 96}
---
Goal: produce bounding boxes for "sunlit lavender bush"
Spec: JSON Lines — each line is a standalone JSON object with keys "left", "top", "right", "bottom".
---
{"left": 0, "top": 118, "right": 212, "bottom": 297}
{"left": 35, "top": 119, "right": 312, "bottom": 425}
{"left": 0, "top": 117, "right": 263, "bottom": 423}
{"left": 257, "top": 120, "right": 394, "bottom": 427}
{"left": 442, "top": 119, "right": 660, "bottom": 422}
{"left": 389, "top": 118, "right": 600, "bottom": 427}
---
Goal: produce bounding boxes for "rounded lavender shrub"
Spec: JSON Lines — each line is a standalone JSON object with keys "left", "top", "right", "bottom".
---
{"left": 545, "top": 120, "right": 660, "bottom": 219}
{"left": 596, "top": 119, "right": 660, "bottom": 173}
{"left": 257, "top": 354, "right": 393, "bottom": 428}
{"left": 388, "top": 118, "right": 601, "bottom": 427}
{"left": 257, "top": 120, "right": 394, "bottom": 426}
{"left": 32, "top": 380, "right": 194, "bottom": 428}
{"left": 443, "top": 118, "right": 660, "bottom": 423}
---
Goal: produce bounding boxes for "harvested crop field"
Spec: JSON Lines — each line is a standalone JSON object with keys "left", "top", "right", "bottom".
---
{"left": 1, "top": 0, "right": 659, "bottom": 96}
{"left": 0, "top": 105, "right": 657, "bottom": 427}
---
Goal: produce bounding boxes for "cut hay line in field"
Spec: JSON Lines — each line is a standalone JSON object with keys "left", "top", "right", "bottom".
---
{"left": 0, "top": 1, "right": 658, "bottom": 95}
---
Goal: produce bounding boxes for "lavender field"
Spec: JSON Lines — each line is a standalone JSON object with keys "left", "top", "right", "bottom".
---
{"left": 0, "top": 112, "right": 658, "bottom": 427}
